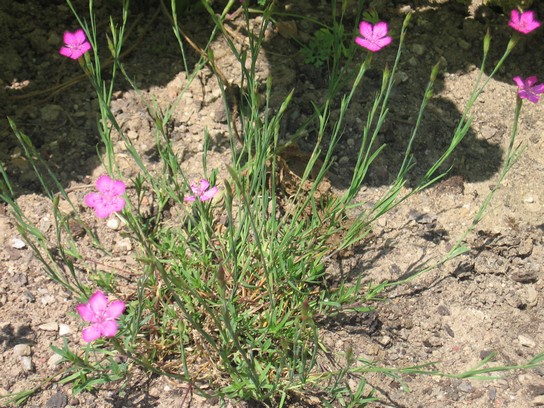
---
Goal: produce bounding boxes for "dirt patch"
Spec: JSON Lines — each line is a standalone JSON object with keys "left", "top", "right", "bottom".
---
{"left": 1, "top": 0, "right": 544, "bottom": 407}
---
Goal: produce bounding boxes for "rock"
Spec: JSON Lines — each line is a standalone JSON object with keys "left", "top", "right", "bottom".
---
{"left": 58, "top": 324, "right": 72, "bottom": 337}
{"left": 40, "top": 105, "right": 64, "bottom": 123}
{"left": 11, "top": 238, "right": 26, "bottom": 249}
{"left": 46, "top": 391, "right": 68, "bottom": 408}
{"left": 106, "top": 218, "right": 120, "bottom": 230}
{"left": 488, "top": 387, "right": 497, "bottom": 401}
{"left": 116, "top": 237, "right": 132, "bottom": 252}
{"left": 526, "top": 285, "right": 538, "bottom": 307}
{"left": 411, "top": 43, "right": 426, "bottom": 56}
{"left": 39, "top": 322, "right": 59, "bottom": 332}
{"left": 533, "top": 395, "right": 544, "bottom": 406}
{"left": 47, "top": 353, "right": 64, "bottom": 370}
{"left": 20, "top": 356, "right": 33, "bottom": 372}
{"left": 519, "top": 334, "right": 536, "bottom": 348}
{"left": 41, "top": 295, "right": 56, "bottom": 305}
{"left": 437, "top": 304, "right": 451, "bottom": 316}
{"left": 13, "top": 344, "right": 31, "bottom": 357}
{"left": 458, "top": 381, "right": 473, "bottom": 393}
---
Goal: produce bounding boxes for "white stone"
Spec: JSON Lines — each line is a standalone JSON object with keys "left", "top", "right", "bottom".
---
{"left": 11, "top": 238, "right": 26, "bottom": 249}
{"left": 39, "top": 322, "right": 59, "bottom": 332}
{"left": 107, "top": 218, "right": 120, "bottom": 230}
{"left": 13, "top": 344, "right": 31, "bottom": 357}
{"left": 58, "top": 324, "right": 72, "bottom": 336}
{"left": 47, "top": 353, "right": 64, "bottom": 370}
{"left": 518, "top": 334, "right": 536, "bottom": 348}
{"left": 20, "top": 356, "right": 33, "bottom": 372}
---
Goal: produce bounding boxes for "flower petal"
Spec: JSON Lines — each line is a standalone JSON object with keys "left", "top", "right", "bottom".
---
{"left": 372, "top": 22, "right": 389, "bottom": 39}
{"left": 63, "top": 31, "right": 76, "bottom": 46}
{"left": 532, "top": 84, "right": 544, "bottom": 94}
{"left": 200, "top": 186, "right": 218, "bottom": 201}
{"left": 198, "top": 179, "right": 210, "bottom": 191}
{"left": 96, "top": 175, "right": 114, "bottom": 194}
{"left": 525, "top": 76, "right": 538, "bottom": 87}
{"left": 88, "top": 291, "right": 108, "bottom": 315}
{"left": 82, "top": 325, "right": 102, "bottom": 342}
{"left": 100, "top": 320, "right": 119, "bottom": 337}
{"left": 513, "top": 76, "right": 524, "bottom": 88}
{"left": 108, "top": 196, "right": 126, "bottom": 213}
{"left": 184, "top": 195, "right": 196, "bottom": 202}
{"left": 358, "top": 21, "right": 373, "bottom": 38}
{"left": 94, "top": 204, "right": 113, "bottom": 219}
{"left": 105, "top": 300, "right": 126, "bottom": 319}
{"left": 73, "top": 29, "right": 87, "bottom": 45}
{"left": 85, "top": 192, "right": 101, "bottom": 207}
{"left": 355, "top": 37, "right": 382, "bottom": 52}
{"left": 59, "top": 47, "right": 75, "bottom": 59}
{"left": 76, "top": 303, "right": 96, "bottom": 322}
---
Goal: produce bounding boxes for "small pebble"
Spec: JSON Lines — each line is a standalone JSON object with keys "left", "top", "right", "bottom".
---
{"left": 59, "top": 324, "right": 72, "bottom": 336}
{"left": 532, "top": 395, "right": 544, "bottom": 406}
{"left": 488, "top": 387, "right": 496, "bottom": 401}
{"left": 39, "top": 322, "right": 59, "bottom": 332}
{"left": 107, "top": 218, "right": 120, "bottom": 230}
{"left": 11, "top": 238, "right": 26, "bottom": 249}
{"left": 46, "top": 390, "right": 67, "bottom": 408}
{"left": 519, "top": 334, "right": 536, "bottom": 348}
{"left": 13, "top": 344, "right": 31, "bottom": 357}
{"left": 47, "top": 353, "right": 64, "bottom": 370}
{"left": 458, "top": 381, "right": 473, "bottom": 393}
{"left": 116, "top": 237, "right": 132, "bottom": 252}
{"left": 41, "top": 295, "right": 56, "bottom": 305}
{"left": 20, "top": 356, "right": 33, "bottom": 372}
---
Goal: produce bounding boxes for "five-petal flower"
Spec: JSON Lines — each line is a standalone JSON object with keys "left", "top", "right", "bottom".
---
{"left": 508, "top": 10, "right": 541, "bottom": 34}
{"left": 355, "top": 21, "right": 392, "bottom": 52}
{"left": 85, "top": 175, "right": 126, "bottom": 218}
{"left": 59, "top": 28, "right": 91, "bottom": 60}
{"left": 513, "top": 76, "right": 544, "bottom": 104}
{"left": 76, "top": 291, "right": 126, "bottom": 342}
{"left": 184, "top": 179, "right": 218, "bottom": 202}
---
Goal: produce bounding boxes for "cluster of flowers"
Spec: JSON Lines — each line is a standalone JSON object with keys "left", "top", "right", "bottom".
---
{"left": 62, "top": 7, "right": 540, "bottom": 342}
{"left": 353, "top": 9, "right": 542, "bottom": 103}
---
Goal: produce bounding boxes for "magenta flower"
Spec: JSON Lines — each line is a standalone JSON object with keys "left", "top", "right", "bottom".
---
{"left": 508, "top": 10, "right": 541, "bottom": 34}
{"left": 355, "top": 21, "right": 392, "bottom": 52}
{"left": 85, "top": 175, "right": 126, "bottom": 218}
{"left": 76, "top": 290, "right": 125, "bottom": 342}
{"left": 59, "top": 29, "right": 91, "bottom": 60}
{"left": 184, "top": 179, "right": 218, "bottom": 202}
{"left": 513, "top": 76, "right": 544, "bottom": 104}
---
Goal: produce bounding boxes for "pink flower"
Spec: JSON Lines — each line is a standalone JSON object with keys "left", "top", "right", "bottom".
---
{"left": 513, "top": 76, "right": 544, "bottom": 104}
{"left": 85, "top": 175, "right": 126, "bottom": 218}
{"left": 184, "top": 179, "right": 218, "bottom": 202}
{"left": 355, "top": 21, "right": 392, "bottom": 52}
{"left": 76, "top": 290, "right": 125, "bottom": 342}
{"left": 59, "top": 29, "right": 91, "bottom": 60}
{"left": 508, "top": 10, "right": 541, "bottom": 34}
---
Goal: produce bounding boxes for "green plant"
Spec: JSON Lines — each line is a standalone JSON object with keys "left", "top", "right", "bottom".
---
{"left": 1, "top": 0, "right": 543, "bottom": 406}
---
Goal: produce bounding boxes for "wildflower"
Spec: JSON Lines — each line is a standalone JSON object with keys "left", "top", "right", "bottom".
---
{"left": 76, "top": 290, "right": 125, "bottom": 342}
{"left": 355, "top": 21, "right": 392, "bottom": 52}
{"left": 59, "top": 28, "right": 91, "bottom": 60}
{"left": 85, "top": 175, "right": 126, "bottom": 218}
{"left": 513, "top": 76, "right": 544, "bottom": 104}
{"left": 184, "top": 179, "right": 218, "bottom": 202}
{"left": 508, "top": 10, "right": 541, "bottom": 34}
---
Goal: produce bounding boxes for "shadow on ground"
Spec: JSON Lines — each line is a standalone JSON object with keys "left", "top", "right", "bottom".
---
{"left": 1, "top": 0, "right": 542, "bottom": 195}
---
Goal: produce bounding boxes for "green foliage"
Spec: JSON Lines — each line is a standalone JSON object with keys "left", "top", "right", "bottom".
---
{"left": 1, "top": 0, "right": 542, "bottom": 406}
{"left": 301, "top": 24, "right": 349, "bottom": 68}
